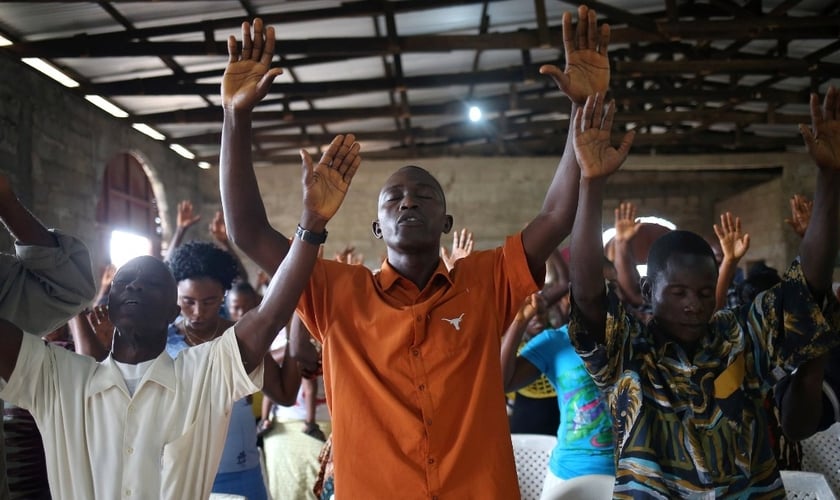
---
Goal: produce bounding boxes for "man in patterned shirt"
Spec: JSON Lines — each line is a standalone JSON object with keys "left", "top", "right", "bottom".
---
{"left": 566, "top": 88, "right": 840, "bottom": 499}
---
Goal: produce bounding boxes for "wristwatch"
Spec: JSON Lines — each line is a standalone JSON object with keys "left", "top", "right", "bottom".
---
{"left": 296, "top": 224, "right": 328, "bottom": 245}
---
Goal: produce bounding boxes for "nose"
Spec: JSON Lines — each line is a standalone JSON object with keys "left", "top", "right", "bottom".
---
{"left": 400, "top": 193, "right": 418, "bottom": 210}
{"left": 683, "top": 293, "right": 702, "bottom": 313}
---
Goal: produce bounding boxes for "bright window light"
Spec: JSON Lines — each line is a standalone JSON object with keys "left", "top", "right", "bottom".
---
{"left": 468, "top": 106, "right": 482, "bottom": 122}
{"left": 85, "top": 95, "right": 128, "bottom": 118}
{"left": 21, "top": 58, "right": 79, "bottom": 88}
{"left": 197, "top": 161, "right": 211, "bottom": 169}
{"left": 169, "top": 143, "right": 195, "bottom": 159}
{"left": 636, "top": 264, "right": 648, "bottom": 277}
{"left": 110, "top": 230, "right": 152, "bottom": 269}
{"left": 0, "top": 35, "right": 12, "bottom": 47}
{"left": 132, "top": 123, "right": 166, "bottom": 141}
{"left": 637, "top": 216, "right": 677, "bottom": 230}
{"left": 602, "top": 227, "right": 616, "bottom": 247}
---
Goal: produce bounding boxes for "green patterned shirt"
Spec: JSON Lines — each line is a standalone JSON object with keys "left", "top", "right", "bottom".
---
{"left": 569, "top": 260, "right": 840, "bottom": 499}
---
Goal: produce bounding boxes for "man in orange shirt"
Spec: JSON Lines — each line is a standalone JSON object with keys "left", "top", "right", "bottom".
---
{"left": 219, "top": 6, "right": 610, "bottom": 498}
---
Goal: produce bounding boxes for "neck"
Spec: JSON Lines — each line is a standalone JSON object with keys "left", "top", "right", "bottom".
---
{"left": 111, "top": 327, "right": 164, "bottom": 364}
{"left": 386, "top": 249, "right": 442, "bottom": 290}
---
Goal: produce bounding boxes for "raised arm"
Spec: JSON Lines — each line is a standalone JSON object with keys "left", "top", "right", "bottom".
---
{"left": 785, "top": 194, "right": 813, "bottom": 239}
{"left": 612, "top": 202, "right": 644, "bottom": 307}
{"left": 799, "top": 86, "right": 840, "bottom": 293}
{"left": 570, "top": 94, "right": 635, "bottom": 345}
{"left": 0, "top": 174, "right": 95, "bottom": 333}
{"left": 712, "top": 212, "right": 750, "bottom": 311}
{"left": 521, "top": 6, "right": 611, "bottom": 280}
{"left": 500, "top": 293, "right": 544, "bottom": 392}
{"left": 165, "top": 200, "right": 201, "bottom": 259}
{"left": 208, "top": 210, "right": 250, "bottom": 283}
{"left": 220, "top": 19, "right": 289, "bottom": 274}
{"left": 233, "top": 131, "right": 361, "bottom": 372}
{"left": 440, "top": 228, "right": 474, "bottom": 272}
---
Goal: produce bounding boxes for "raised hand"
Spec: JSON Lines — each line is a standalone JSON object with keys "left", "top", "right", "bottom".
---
{"left": 176, "top": 200, "right": 201, "bottom": 229}
{"left": 334, "top": 245, "right": 364, "bottom": 265}
{"left": 87, "top": 304, "right": 115, "bottom": 350}
{"left": 614, "top": 202, "right": 641, "bottom": 243}
{"left": 713, "top": 212, "right": 750, "bottom": 262}
{"left": 222, "top": 18, "right": 283, "bottom": 112}
{"left": 539, "top": 5, "right": 610, "bottom": 105}
{"left": 573, "top": 94, "right": 634, "bottom": 179}
{"left": 208, "top": 210, "right": 229, "bottom": 244}
{"left": 514, "top": 292, "right": 545, "bottom": 324}
{"left": 801, "top": 86, "right": 840, "bottom": 171}
{"left": 300, "top": 134, "right": 362, "bottom": 224}
{"left": 440, "top": 228, "right": 474, "bottom": 271}
{"left": 785, "top": 194, "right": 813, "bottom": 238}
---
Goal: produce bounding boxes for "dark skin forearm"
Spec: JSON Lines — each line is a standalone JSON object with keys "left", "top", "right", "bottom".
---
{"left": 235, "top": 234, "right": 320, "bottom": 374}
{"left": 613, "top": 240, "right": 644, "bottom": 307}
{"left": 260, "top": 351, "right": 300, "bottom": 407}
{"left": 0, "top": 188, "right": 57, "bottom": 247}
{"left": 800, "top": 170, "right": 840, "bottom": 294}
{"left": 780, "top": 354, "right": 828, "bottom": 441}
{"left": 715, "top": 257, "right": 739, "bottom": 311}
{"left": 220, "top": 109, "right": 289, "bottom": 274}
{"left": 500, "top": 316, "right": 542, "bottom": 393}
{"left": 289, "top": 313, "right": 319, "bottom": 374}
{"left": 571, "top": 177, "right": 609, "bottom": 345}
{"left": 521, "top": 110, "right": 581, "bottom": 282}
{"left": 304, "top": 377, "right": 317, "bottom": 423}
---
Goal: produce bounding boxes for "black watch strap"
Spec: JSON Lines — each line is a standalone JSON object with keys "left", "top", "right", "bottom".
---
{"left": 296, "top": 224, "right": 328, "bottom": 245}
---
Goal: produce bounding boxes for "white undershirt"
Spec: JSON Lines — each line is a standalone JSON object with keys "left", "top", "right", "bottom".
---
{"left": 113, "top": 358, "right": 155, "bottom": 396}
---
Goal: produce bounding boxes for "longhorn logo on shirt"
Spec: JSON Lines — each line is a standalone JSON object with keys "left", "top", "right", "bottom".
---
{"left": 441, "top": 313, "right": 465, "bottom": 331}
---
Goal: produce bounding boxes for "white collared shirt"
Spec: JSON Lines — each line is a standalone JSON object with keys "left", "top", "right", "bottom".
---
{"left": 0, "top": 326, "right": 263, "bottom": 500}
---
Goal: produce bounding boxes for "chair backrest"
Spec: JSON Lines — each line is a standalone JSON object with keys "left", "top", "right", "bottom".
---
{"left": 542, "top": 473, "right": 614, "bottom": 500}
{"left": 801, "top": 422, "right": 840, "bottom": 498}
{"left": 780, "top": 470, "right": 837, "bottom": 500}
{"left": 511, "top": 433, "right": 557, "bottom": 500}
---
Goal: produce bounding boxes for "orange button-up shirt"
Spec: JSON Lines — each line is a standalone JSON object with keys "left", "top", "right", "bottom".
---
{"left": 297, "top": 233, "right": 538, "bottom": 499}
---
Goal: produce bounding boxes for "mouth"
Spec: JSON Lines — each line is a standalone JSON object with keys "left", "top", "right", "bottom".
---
{"left": 122, "top": 299, "right": 141, "bottom": 306}
{"left": 397, "top": 213, "right": 424, "bottom": 226}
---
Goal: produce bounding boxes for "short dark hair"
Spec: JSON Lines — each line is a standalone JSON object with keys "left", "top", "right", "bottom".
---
{"left": 168, "top": 241, "right": 239, "bottom": 290}
{"left": 646, "top": 230, "right": 717, "bottom": 281}
{"left": 229, "top": 279, "right": 258, "bottom": 297}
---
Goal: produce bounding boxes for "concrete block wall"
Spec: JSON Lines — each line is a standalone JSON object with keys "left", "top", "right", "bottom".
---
{"left": 0, "top": 55, "right": 219, "bottom": 278}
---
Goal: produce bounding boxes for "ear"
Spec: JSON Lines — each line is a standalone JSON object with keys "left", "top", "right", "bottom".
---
{"left": 640, "top": 276, "right": 652, "bottom": 303}
{"left": 443, "top": 215, "right": 453, "bottom": 234}
{"left": 371, "top": 220, "right": 383, "bottom": 239}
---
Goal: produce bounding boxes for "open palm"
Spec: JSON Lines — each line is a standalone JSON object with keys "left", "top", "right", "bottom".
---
{"left": 302, "top": 134, "right": 362, "bottom": 223}
{"left": 540, "top": 6, "right": 610, "bottom": 105}
{"left": 573, "top": 95, "right": 634, "bottom": 180}
{"left": 222, "top": 19, "right": 283, "bottom": 111}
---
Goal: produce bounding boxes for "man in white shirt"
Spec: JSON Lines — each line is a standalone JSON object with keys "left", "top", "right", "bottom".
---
{"left": 0, "top": 128, "right": 361, "bottom": 498}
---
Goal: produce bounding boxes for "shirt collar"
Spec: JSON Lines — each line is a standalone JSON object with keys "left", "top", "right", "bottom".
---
{"left": 90, "top": 351, "right": 176, "bottom": 397}
{"left": 377, "top": 257, "right": 454, "bottom": 292}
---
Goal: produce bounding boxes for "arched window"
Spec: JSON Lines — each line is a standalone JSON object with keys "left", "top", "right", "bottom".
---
{"left": 96, "top": 153, "right": 162, "bottom": 267}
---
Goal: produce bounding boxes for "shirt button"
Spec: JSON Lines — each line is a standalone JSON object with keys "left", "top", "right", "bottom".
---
{"left": 412, "top": 349, "right": 420, "bottom": 356}
{"left": 416, "top": 315, "right": 422, "bottom": 322}
{"left": 125, "top": 489, "right": 132, "bottom": 496}
{"left": 428, "top": 458, "right": 435, "bottom": 464}
{"left": 426, "top": 419, "right": 433, "bottom": 426}
{"left": 419, "top": 384, "right": 425, "bottom": 391}
{"left": 126, "top": 447, "right": 134, "bottom": 455}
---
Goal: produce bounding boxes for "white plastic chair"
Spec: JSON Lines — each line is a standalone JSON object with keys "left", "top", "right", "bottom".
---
{"left": 511, "top": 433, "right": 557, "bottom": 500}
{"left": 542, "top": 473, "right": 614, "bottom": 500}
{"left": 780, "top": 470, "right": 836, "bottom": 499}
{"left": 801, "top": 422, "right": 840, "bottom": 498}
